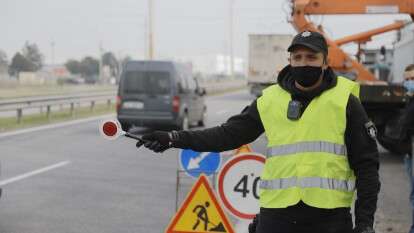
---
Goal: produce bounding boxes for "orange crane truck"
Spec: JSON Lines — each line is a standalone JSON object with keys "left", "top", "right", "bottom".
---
{"left": 289, "top": 0, "right": 414, "bottom": 153}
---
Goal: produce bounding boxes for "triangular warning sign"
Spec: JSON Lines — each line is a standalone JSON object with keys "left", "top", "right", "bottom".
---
{"left": 165, "top": 175, "right": 235, "bottom": 233}
{"left": 234, "top": 144, "right": 252, "bottom": 155}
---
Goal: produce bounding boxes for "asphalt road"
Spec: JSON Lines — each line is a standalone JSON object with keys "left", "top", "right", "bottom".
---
{"left": 0, "top": 90, "right": 411, "bottom": 233}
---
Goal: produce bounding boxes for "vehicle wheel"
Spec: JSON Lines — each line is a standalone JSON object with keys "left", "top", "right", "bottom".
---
{"left": 120, "top": 122, "right": 131, "bottom": 132}
{"left": 180, "top": 113, "right": 189, "bottom": 130}
{"left": 198, "top": 107, "right": 206, "bottom": 127}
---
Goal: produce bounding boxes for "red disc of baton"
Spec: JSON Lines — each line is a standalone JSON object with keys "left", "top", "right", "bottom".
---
{"left": 100, "top": 120, "right": 122, "bottom": 140}
{"left": 102, "top": 121, "right": 118, "bottom": 137}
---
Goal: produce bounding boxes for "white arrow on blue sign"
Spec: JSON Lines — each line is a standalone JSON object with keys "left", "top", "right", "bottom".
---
{"left": 179, "top": 149, "right": 221, "bottom": 178}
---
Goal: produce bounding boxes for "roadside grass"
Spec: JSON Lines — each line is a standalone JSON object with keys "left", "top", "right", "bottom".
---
{"left": 0, "top": 104, "right": 115, "bottom": 132}
{"left": 206, "top": 86, "right": 247, "bottom": 96}
{"left": 0, "top": 85, "right": 247, "bottom": 133}
{"left": 0, "top": 84, "right": 116, "bottom": 100}
{"left": 0, "top": 82, "right": 247, "bottom": 100}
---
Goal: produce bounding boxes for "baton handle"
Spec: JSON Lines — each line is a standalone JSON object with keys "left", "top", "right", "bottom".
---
{"left": 125, "top": 132, "right": 147, "bottom": 143}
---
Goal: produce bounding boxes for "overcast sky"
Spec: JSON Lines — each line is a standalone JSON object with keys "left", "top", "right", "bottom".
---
{"left": 1, "top": 0, "right": 410, "bottom": 64}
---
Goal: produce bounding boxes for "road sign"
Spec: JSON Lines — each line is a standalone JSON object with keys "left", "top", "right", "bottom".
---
{"left": 166, "top": 175, "right": 235, "bottom": 233}
{"left": 233, "top": 144, "right": 252, "bottom": 155}
{"left": 217, "top": 153, "right": 266, "bottom": 220}
{"left": 180, "top": 149, "right": 221, "bottom": 178}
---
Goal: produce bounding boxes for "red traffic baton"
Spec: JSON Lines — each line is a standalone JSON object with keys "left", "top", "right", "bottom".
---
{"left": 100, "top": 120, "right": 146, "bottom": 143}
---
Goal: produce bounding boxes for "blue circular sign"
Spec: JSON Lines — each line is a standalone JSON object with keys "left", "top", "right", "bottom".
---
{"left": 180, "top": 149, "right": 221, "bottom": 178}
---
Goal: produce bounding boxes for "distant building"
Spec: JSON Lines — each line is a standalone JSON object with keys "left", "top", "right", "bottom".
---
{"left": 18, "top": 72, "right": 44, "bottom": 85}
{"left": 41, "top": 64, "right": 70, "bottom": 78}
{"left": 39, "top": 64, "right": 71, "bottom": 84}
{"left": 361, "top": 47, "right": 393, "bottom": 82}
{"left": 174, "top": 54, "right": 245, "bottom": 77}
{"left": 393, "top": 23, "right": 414, "bottom": 83}
{"left": 0, "top": 64, "right": 6, "bottom": 73}
{"left": 215, "top": 55, "right": 245, "bottom": 76}
{"left": 0, "top": 63, "right": 9, "bottom": 80}
{"left": 16, "top": 65, "right": 71, "bottom": 85}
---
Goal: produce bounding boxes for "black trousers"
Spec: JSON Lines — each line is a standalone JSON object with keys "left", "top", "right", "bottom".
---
{"left": 256, "top": 206, "right": 353, "bottom": 233}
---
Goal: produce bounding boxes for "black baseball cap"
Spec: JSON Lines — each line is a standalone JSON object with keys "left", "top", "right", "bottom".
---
{"left": 287, "top": 31, "right": 328, "bottom": 55}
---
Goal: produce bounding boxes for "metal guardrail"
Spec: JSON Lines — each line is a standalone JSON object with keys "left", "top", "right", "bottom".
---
{"left": 200, "top": 80, "right": 246, "bottom": 94}
{"left": 0, "top": 92, "right": 116, "bottom": 123}
{"left": 0, "top": 80, "right": 247, "bottom": 124}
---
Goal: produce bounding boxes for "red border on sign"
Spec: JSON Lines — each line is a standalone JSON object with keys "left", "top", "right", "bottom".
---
{"left": 165, "top": 175, "right": 235, "bottom": 233}
{"left": 217, "top": 153, "right": 266, "bottom": 220}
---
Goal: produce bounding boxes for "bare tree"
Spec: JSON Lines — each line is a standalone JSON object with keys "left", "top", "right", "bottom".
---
{"left": 65, "top": 59, "right": 82, "bottom": 75}
{"left": 102, "top": 52, "right": 119, "bottom": 77}
{"left": 22, "top": 41, "right": 43, "bottom": 71}
{"left": 9, "top": 52, "right": 33, "bottom": 77}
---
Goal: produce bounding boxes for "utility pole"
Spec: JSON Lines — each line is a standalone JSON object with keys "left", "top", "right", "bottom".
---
{"left": 50, "top": 41, "right": 55, "bottom": 65}
{"left": 229, "top": 0, "right": 235, "bottom": 79}
{"left": 144, "top": 16, "right": 148, "bottom": 59}
{"left": 99, "top": 42, "right": 104, "bottom": 83}
{"left": 148, "top": 0, "right": 154, "bottom": 60}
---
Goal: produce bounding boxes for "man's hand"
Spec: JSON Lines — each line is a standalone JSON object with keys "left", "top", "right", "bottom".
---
{"left": 136, "top": 131, "right": 172, "bottom": 153}
{"left": 248, "top": 214, "right": 259, "bottom": 233}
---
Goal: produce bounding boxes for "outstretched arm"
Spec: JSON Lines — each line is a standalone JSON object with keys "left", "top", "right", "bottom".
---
{"left": 137, "top": 100, "right": 265, "bottom": 153}
{"left": 173, "top": 100, "right": 264, "bottom": 152}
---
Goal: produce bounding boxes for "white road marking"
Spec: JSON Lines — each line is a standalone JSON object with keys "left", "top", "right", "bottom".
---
{"left": 0, "top": 161, "right": 71, "bottom": 187}
{"left": 0, "top": 114, "right": 115, "bottom": 139}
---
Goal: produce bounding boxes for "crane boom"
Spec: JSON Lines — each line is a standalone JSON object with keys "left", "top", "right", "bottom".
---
{"left": 290, "top": 0, "right": 414, "bottom": 81}
{"left": 287, "top": 0, "right": 414, "bottom": 155}
{"left": 334, "top": 21, "right": 408, "bottom": 46}
{"left": 298, "top": 0, "right": 414, "bottom": 18}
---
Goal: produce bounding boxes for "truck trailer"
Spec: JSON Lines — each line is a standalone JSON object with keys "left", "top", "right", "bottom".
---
{"left": 247, "top": 34, "right": 293, "bottom": 96}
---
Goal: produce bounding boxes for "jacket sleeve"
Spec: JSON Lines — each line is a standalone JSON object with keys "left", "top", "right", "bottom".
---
{"left": 345, "top": 94, "right": 381, "bottom": 230}
{"left": 403, "top": 99, "right": 414, "bottom": 135}
{"left": 174, "top": 99, "right": 264, "bottom": 152}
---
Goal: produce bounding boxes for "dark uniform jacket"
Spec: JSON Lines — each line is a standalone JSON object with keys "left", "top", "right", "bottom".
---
{"left": 381, "top": 96, "right": 414, "bottom": 156}
{"left": 400, "top": 97, "right": 414, "bottom": 156}
{"left": 174, "top": 65, "right": 380, "bottom": 230}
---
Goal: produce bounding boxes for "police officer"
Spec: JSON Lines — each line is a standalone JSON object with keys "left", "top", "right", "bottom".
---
{"left": 402, "top": 64, "right": 414, "bottom": 233}
{"left": 136, "top": 31, "right": 380, "bottom": 233}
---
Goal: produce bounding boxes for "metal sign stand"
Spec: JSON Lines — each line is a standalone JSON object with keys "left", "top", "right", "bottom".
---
{"left": 175, "top": 169, "right": 217, "bottom": 212}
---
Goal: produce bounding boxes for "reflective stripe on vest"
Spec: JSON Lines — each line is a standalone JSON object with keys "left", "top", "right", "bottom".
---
{"left": 266, "top": 141, "right": 347, "bottom": 158}
{"left": 260, "top": 177, "right": 355, "bottom": 192}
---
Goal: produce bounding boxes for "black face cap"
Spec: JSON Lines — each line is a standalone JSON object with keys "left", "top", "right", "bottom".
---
{"left": 287, "top": 31, "right": 328, "bottom": 55}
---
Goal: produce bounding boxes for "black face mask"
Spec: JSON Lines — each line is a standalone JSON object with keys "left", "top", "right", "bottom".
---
{"left": 291, "top": 66, "right": 323, "bottom": 87}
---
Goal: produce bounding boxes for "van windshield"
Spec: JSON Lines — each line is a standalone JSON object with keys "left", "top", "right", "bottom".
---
{"left": 124, "top": 71, "right": 171, "bottom": 95}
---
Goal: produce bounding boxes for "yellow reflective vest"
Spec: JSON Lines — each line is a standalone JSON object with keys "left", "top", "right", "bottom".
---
{"left": 256, "top": 76, "right": 360, "bottom": 209}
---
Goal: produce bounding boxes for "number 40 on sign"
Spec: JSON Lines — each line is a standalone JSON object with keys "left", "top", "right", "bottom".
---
{"left": 217, "top": 154, "right": 265, "bottom": 220}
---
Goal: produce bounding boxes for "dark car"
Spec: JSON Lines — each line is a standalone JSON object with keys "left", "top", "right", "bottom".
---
{"left": 117, "top": 60, "right": 206, "bottom": 131}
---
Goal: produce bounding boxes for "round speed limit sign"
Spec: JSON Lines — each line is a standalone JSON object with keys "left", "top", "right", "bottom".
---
{"left": 217, "top": 153, "right": 265, "bottom": 219}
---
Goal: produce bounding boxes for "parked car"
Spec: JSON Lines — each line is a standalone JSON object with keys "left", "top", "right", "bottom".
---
{"left": 117, "top": 60, "right": 206, "bottom": 130}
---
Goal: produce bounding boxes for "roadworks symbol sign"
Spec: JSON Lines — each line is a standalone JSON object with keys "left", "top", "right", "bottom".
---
{"left": 165, "top": 175, "right": 235, "bottom": 233}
